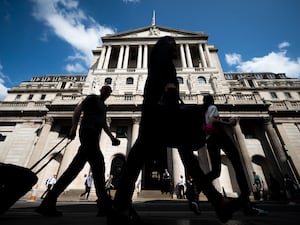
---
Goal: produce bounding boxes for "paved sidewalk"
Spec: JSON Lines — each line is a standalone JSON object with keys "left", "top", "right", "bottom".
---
{"left": 1, "top": 199, "right": 300, "bottom": 225}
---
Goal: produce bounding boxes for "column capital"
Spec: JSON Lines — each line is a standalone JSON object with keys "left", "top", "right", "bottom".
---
{"left": 45, "top": 117, "right": 54, "bottom": 124}
{"left": 132, "top": 117, "right": 141, "bottom": 124}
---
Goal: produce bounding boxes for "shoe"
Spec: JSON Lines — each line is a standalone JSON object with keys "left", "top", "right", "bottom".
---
{"left": 215, "top": 197, "right": 242, "bottom": 223}
{"left": 35, "top": 205, "right": 62, "bottom": 217}
{"left": 189, "top": 201, "right": 201, "bottom": 215}
{"left": 107, "top": 206, "right": 143, "bottom": 225}
{"left": 244, "top": 206, "right": 268, "bottom": 216}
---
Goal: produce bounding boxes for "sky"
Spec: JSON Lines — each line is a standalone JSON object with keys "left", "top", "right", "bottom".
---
{"left": 0, "top": 0, "right": 300, "bottom": 100}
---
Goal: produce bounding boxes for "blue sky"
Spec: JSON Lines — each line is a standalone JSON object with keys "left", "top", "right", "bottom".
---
{"left": 1, "top": 0, "right": 300, "bottom": 100}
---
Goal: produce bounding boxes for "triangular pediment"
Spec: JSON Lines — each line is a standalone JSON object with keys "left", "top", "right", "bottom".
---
{"left": 102, "top": 25, "right": 208, "bottom": 41}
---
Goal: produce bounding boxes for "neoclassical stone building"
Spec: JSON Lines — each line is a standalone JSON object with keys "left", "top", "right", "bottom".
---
{"left": 1, "top": 25, "right": 300, "bottom": 199}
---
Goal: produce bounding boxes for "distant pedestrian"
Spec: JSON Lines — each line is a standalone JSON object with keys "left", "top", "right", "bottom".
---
{"left": 40, "top": 175, "right": 56, "bottom": 199}
{"left": 161, "top": 169, "right": 171, "bottom": 195}
{"left": 80, "top": 173, "right": 93, "bottom": 200}
{"left": 177, "top": 175, "right": 185, "bottom": 199}
{"left": 284, "top": 174, "right": 298, "bottom": 204}
{"left": 253, "top": 171, "right": 264, "bottom": 201}
{"left": 105, "top": 175, "right": 114, "bottom": 197}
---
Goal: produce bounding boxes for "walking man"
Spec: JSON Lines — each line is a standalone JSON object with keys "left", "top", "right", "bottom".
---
{"left": 36, "top": 85, "right": 120, "bottom": 217}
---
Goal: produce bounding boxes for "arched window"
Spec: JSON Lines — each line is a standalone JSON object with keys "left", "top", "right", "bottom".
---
{"left": 177, "top": 77, "right": 184, "bottom": 84}
{"left": 197, "top": 76, "right": 206, "bottom": 84}
{"left": 126, "top": 77, "right": 134, "bottom": 85}
{"left": 104, "top": 77, "right": 112, "bottom": 85}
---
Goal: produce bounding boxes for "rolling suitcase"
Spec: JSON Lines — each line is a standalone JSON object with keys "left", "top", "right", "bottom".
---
{"left": 0, "top": 137, "right": 71, "bottom": 215}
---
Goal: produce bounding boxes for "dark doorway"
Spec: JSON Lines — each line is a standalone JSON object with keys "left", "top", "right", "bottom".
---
{"left": 142, "top": 148, "right": 168, "bottom": 190}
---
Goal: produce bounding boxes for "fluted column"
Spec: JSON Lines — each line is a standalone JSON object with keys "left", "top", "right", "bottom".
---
{"left": 264, "top": 120, "right": 291, "bottom": 176}
{"left": 180, "top": 44, "right": 187, "bottom": 68}
{"left": 131, "top": 117, "right": 140, "bottom": 148}
{"left": 117, "top": 45, "right": 124, "bottom": 69}
{"left": 142, "top": 45, "right": 148, "bottom": 69}
{"left": 28, "top": 117, "right": 53, "bottom": 169}
{"left": 97, "top": 46, "right": 107, "bottom": 69}
{"left": 103, "top": 45, "right": 112, "bottom": 70}
{"left": 204, "top": 44, "right": 213, "bottom": 67}
{"left": 122, "top": 45, "right": 130, "bottom": 69}
{"left": 137, "top": 45, "right": 143, "bottom": 69}
{"left": 185, "top": 44, "right": 193, "bottom": 68}
{"left": 232, "top": 121, "right": 254, "bottom": 189}
{"left": 172, "top": 149, "right": 185, "bottom": 191}
{"left": 198, "top": 44, "right": 207, "bottom": 68}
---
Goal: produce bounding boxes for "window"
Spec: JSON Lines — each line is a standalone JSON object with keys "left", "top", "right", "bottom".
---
{"left": 105, "top": 77, "right": 112, "bottom": 85}
{"left": 248, "top": 79, "right": 255, "bottom": 88}
{"left": 284, "top": 92, "right": 292, "bottom": 99}
{"left": 270, "top": 92, "right": 278, "bottom": 99}
{"left": 28, "top": 94, "right": 34, "bottom": 100}
{"left": 40, "top": 94, "right": 46, "bottom": 100}
{"left": 116, "top": 126, "right": 128, "bottom": 138}
{"left": 126, "top": 77, "right": 134, "bottom": 85}
{"left": 15, "top": 94, "right": 21, "bottom": 100}
{"left": 0, "top": 133, "right": 6, "bottom": 142}
{"left": 61, "top": 82, "right": 66, "bottom": 89}
{"left": 197, "top": 76, "right": 206, "bottom": 84}
{"left": 177, "top": 77, "right": 184, "bottom": 84}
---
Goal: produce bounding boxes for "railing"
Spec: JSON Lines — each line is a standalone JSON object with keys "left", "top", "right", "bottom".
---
{"left": 0, "top": 101, "right": 49, "bottom": 111}
{"left": 268, "top": 100, "right": 300, "bottom": 111}
{"left": 1, "top": 94, "right": 300, "bottom": 112}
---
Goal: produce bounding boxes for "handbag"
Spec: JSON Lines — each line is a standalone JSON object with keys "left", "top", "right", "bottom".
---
{"left": 158, "top": 91, "right": 206, "bottom": 150}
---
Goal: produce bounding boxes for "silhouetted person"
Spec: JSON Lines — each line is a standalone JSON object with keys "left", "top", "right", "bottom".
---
{"left": 284, "top": 174, "right": 298, "bottom": 204}
{"left": 202, "top": 94, "right": 266, "bottom": 215}
{"left": 36, "top": 85, "right": 120, "bottom": 217}
{"left": 109, "top": 36, "right": 242, "bottom": 225}
{"left": 268, "top": 173, "right": 281, "bottom": 200}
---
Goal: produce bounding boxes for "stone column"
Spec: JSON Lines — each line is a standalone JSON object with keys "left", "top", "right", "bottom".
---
{"left": 204, "top": 44, "right": 213, "bottom": 67}
{"left": 97, "top": 46, "right": 107, "bottom": 69}
{"left": 28, "top": 117, "right": 53, "bottom": 169}
{"left": 232, "top": 121, "right": 254, "bottom": 189}
{"left": 142, "top": 45, "right": 148, "bottom": 69}
{"left": 180, "top": 44, "right": 187, "bottom": 68}
{"left": 172, "top": 149, "right": 185, "bottom": 192}
{"left": 131, "top": 117, "right": 140, "bottom": 149}
{"left": 137, "top": 45, "right": 143, "bottom": 69}
{"left": 117, "top": 45, "right": 124, "bottom": 69}
{"left": 57, "top": 133, "right": 79, "bottom": 178}
{"left": 122, "top": 45, "right": 130, "bottom": 69}
{"left": 264, "top": 120, "right": 291, "bottom": 176}
{"left": 185, "top": 44, "right": 193, "bottom": 68}
{"left": 198, "top": 44, "right": 207, "bottom": 68}
{"left": 102, "top": 45, "right": 112, "bottom": 70}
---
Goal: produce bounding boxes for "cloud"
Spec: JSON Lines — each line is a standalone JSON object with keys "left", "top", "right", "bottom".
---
{"left": 225, "top": 53, "right": 241, "bottom": 66}
{"left": 0, "top": 64, "right": 8, "bottom": 101}
{"left": 225, "top": 42, "right": 300, "bottom": 79}
{"left": 31, "top": 0, "right": 115, "bottom": 72}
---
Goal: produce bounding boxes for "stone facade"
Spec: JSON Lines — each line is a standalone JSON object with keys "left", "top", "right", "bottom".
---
{"left": 0, "top": 25, "right": 300, "bottom": 199}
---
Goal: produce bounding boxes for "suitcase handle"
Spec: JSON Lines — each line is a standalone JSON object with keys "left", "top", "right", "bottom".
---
{"left": 34, "top": 139, "right": 72, "bottom": 174}
{"left": 29, "top": 136, "right": 71, "bottom": 172}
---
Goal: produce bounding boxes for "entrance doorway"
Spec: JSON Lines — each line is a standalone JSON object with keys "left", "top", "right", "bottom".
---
{"left": 142, "top": 148, "right": 168, "bottom": 190}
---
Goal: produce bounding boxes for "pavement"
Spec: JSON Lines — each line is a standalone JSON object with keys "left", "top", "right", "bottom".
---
{"left": 1, "top": 199, "right": 300, "bottom": 225}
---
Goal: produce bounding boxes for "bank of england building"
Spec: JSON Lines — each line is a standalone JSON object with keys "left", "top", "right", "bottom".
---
{"left": 1, "top": 25, "right": 300, "bottom": 200}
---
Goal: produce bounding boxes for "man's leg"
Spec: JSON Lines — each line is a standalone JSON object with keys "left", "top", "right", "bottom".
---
{"left": 36, "top": 147, "right": 87, "bottom": 216}
{"left": 113, "top": 139, "right": 148, "bottom": 210}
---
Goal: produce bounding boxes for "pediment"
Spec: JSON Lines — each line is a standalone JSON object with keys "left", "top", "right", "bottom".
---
{"left": 102, "top": 25, "right": 207, "bottom": 41}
